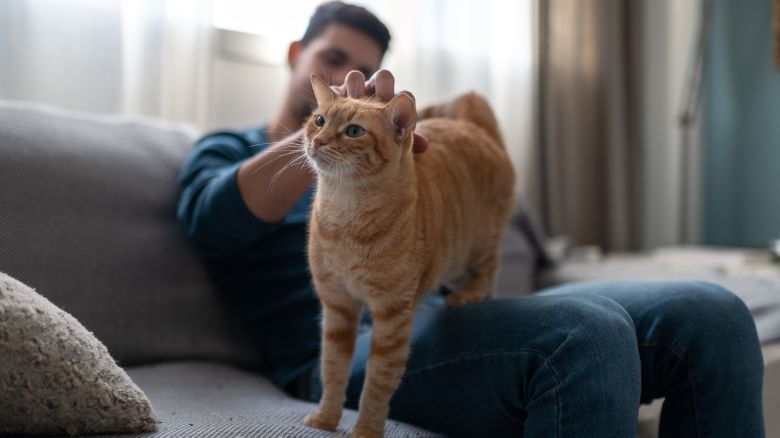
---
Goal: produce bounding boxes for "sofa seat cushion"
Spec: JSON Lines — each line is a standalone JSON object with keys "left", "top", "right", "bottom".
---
{"left": 106, "top": 361, "right": 443, "bottom": 437}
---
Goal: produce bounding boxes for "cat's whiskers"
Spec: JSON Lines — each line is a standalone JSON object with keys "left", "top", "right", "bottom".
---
{"left": 250, "top": 144, "right": 307, "bottom": 176}
{"left": 248, "top": 137, "right": 305, "bottom": 149}
{"left": 296, "top": 152, "right": 317, "bottom": 175}
{"left": 267, "top": 153, "right": 310, "bottom": 192}
{"left": 275, "top": 120, "right": 297, "bottom": 136}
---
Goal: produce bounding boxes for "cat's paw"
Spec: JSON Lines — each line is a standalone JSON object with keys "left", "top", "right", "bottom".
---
{"left": 304, "top": 410, "right": 339, "bottom": 431}
{"left": 445, "top": 290, "right": 487, "bottom": 308}
{"left": 351, "top": 426, "right": 384, "bottom": 438}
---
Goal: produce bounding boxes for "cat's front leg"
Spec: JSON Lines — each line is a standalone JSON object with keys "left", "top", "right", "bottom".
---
{"left": 304, "top": 285, "right": 362, "bottom": 432}
{"left": 352, "top": 298, "right": 415, "bottom": 438}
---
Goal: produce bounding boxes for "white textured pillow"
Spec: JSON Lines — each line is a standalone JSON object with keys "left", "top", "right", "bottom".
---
{"left": 0, "top": 272, "right": 157, "bottom": 435}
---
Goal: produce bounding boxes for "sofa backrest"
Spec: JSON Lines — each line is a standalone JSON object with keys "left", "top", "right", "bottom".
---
{"left": 0, "top": 100, "right": 262, "bottom": 368}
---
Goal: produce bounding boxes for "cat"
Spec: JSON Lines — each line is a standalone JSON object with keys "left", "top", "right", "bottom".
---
{"left": 302, "top": 74, "right": 515, "bottom": 438}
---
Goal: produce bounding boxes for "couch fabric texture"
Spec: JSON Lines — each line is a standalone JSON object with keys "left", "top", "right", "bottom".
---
{"left": 0, "top": 272, "right": 156, "bottom": 435}
{"left": 95, "top": 362, "right": 444, "bottom": 438}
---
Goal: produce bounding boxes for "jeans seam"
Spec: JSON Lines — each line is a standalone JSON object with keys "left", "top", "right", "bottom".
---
{"left": 402, "top": 349, "right": 562, "bottom": 438}
{"left": 640, "top": 342, "right": 706, "bottom": 438}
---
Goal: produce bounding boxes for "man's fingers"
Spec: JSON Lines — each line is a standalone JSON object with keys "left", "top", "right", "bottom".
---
{"left": 329, "top": 69, "right": 398, "bottom": 102}
{"left": 344, "top": 70, "right": 366, "bottom": 98}
{"left": 367, "top": 69, "right": 395, "bottom": 102}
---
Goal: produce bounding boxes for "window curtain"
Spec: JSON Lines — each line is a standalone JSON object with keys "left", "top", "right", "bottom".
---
{"left": 532, "top": 0, "right": 644, "bottom": 251}
{"left": 0, "top": 0, "right": 213, "bottom": 126}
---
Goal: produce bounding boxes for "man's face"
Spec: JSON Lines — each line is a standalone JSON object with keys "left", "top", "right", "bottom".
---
{"left": 288, "top": 24, "right": 383, "bottom": 121}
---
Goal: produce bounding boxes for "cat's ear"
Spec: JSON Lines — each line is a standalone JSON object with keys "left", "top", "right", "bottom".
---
{"left": 310, "top": 74, "right": 338, "bottom": 105}
{"left": 383, "top": 92, "right": 417, "bottom": 140}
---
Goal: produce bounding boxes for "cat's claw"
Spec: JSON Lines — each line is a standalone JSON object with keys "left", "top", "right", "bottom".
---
{"left": 304, "top": 410, "right": 339, "bottom": 431}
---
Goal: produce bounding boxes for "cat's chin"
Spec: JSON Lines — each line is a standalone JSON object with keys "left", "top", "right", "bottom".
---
{"left": 307, "top": 156, "right": 332, "bottom": 173}
{"left": 306, "top": 155, "right": 356, "bottom": 179}
{"left": 308, "top": 159, "right": 342, "bottom": 179}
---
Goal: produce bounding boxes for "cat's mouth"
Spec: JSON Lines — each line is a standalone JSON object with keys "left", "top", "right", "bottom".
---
{"left": 304, "top": 141, "right": 359, "bottom": 178}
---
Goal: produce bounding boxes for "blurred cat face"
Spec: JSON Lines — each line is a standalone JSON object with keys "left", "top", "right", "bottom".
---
{"left": 303, "top": 76, "right": 416, "bottom": 182}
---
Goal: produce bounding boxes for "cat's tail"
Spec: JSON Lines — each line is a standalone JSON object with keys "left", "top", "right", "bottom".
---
{"left": 417, "top": 92, "right": 504, "bottom": 146}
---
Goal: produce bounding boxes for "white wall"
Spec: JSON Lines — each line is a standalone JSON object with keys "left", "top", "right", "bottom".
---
{"left": 208, "top": 56, "right": 288, "bottom": 131}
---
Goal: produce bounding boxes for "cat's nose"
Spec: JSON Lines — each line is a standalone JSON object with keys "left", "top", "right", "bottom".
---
{"left": 313, "top": 137, "right": 327, "bottom": 150}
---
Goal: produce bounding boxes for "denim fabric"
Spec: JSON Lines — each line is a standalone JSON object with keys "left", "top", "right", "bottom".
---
{"left": 303, "top": 281, "right": 764, "bottom": 437}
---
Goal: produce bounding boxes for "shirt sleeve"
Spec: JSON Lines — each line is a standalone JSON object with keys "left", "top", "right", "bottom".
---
{"left": 176, "top": 131, "right": 281, "bottom": 257}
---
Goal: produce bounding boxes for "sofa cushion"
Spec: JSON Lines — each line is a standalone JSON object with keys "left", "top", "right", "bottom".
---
{"left": 0, "top": 272, "right": 157, "bottom": 436}
{"left": 105, "top": 361, "right": 443, "bottom": 437}
{"left": 0, "top": 100, "right": 261, "bottom": 368}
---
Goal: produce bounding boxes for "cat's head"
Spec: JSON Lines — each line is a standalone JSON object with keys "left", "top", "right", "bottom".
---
{"left": 303, "top": 74, "right": 416, "bottom": 181}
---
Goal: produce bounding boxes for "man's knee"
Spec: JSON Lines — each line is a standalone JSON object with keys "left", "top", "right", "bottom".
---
{"left": 654, "top": 281, "right": 762, "bottom": 376}
{"left": 550, "top": 294, "right": 639, "bottom": 369}
{"left": 548, "top": 294, "right": 641, "bottom": 422}
{"left": 558, "top": 293, "right": 635, "bottom": 341}
{"left": 659, "top": 281, "right": 754, "bottom": 335}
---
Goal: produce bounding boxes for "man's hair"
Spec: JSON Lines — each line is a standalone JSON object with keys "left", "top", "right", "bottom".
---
{"left": 301, "top": 1, "right": 391, "bottom": 55}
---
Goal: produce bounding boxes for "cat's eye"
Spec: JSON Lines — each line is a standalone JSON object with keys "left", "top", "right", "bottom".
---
{"left": 314, "top": 115, "right": 325, "bottom": 127}
{"left": 344, "top": 124, "right": 365, "bottom": 138}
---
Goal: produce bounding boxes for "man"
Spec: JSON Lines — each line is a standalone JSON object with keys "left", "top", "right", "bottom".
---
{"left": 178, "top": 2, "right": 764, "bottom": 436}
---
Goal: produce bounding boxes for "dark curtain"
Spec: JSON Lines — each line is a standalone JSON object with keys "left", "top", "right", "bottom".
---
{"left": 532, "top": 0, "right": 644, "bottom": 251}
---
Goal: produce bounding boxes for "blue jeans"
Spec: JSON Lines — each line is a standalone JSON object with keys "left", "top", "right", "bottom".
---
{"left": 302, "top": 281, "right": 764, "bottom": 437}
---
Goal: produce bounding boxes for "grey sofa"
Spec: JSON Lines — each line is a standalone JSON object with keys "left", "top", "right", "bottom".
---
{"left": 2, "top": 99, "right": 777, "bottom": 437}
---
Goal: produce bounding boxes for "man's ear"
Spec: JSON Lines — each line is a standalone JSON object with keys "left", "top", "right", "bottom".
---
{"left": 383, "top": 92, "right": 417, "bottom": 139}
{"left": 310, "top": 74, "right": 338, "bottom": 105}
{"left": 287, "top": 41, "right": 300, "bottom": 70}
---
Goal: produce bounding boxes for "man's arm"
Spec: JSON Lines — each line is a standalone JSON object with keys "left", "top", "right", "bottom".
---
{"left": 177, "top": 132, "right": 298, "bottom": 257}
{"left": 236, "top": 130, "right": 314, "bottom": 223}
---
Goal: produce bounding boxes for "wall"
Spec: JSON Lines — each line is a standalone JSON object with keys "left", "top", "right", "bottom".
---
{"left": 704, "top": 0, "right": 780, "bottom": 247}
{"left": 207, "top": 31, "right": 289, "bottom": 131}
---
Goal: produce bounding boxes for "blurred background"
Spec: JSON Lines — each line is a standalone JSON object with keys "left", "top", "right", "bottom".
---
{"left": 0, "top": 0, "right": 778, "bottom": 254}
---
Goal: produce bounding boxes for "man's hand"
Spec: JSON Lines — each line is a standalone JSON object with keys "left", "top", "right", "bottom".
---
{"left": 332, "top": 70, "right": 428, "bottom": 154}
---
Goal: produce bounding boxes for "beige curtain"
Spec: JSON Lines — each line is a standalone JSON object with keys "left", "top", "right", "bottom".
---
{"left": 532, "top": 0, "right": 643, "bottom": 252}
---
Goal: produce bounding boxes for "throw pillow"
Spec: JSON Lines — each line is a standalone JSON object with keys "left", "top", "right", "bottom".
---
{"left": 0, "top": 272, "right": 157, "bottom": 435}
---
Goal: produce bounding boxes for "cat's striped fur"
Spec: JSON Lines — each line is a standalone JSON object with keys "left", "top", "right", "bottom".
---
{"left": 303, "top": 75, "right": 515, "bottom": 438}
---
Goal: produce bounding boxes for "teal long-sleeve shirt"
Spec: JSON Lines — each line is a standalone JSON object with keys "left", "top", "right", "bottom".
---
{"left": 177, "top": 126, "right": 320, "bottom": 388}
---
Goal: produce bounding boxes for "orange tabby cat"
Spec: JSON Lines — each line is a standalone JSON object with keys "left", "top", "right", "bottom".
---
{"left": 303, "top": 74, "right": 515, "bottom": 438}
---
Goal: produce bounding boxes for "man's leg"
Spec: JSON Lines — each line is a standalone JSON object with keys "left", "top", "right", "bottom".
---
{"left": 541, "top": 281, "right": 765, "bottom": 438}
{"left": 308, "top": 292, "right": 642, "bottom": 437}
